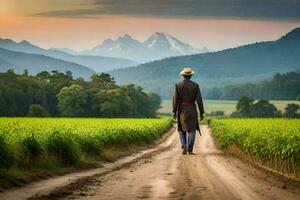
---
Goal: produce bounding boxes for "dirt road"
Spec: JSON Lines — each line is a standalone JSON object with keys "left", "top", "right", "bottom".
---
{"left": 64, "top": 126, "right": 300, "bottom": 200}
{"left": 1, "top": 126, "right": 300, "bottom": 200}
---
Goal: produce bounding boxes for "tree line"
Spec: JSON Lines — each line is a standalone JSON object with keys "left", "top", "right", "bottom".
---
{"left": 0, "top": 70, "right": 161, "bottom": 117}
{"left": 231, "top": 96, "right": 300, "bottom": 118}
{"left": 204, "top": 71, "right": 300, "bottom": 100}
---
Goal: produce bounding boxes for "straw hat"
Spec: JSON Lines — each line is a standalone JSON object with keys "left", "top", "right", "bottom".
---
{"left": 180, "top": 67, "right": 195, "bottom": 76}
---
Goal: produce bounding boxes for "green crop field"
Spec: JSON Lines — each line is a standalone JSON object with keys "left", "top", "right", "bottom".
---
{"left": 0, "top": 118, "right": 173, "bottom": 173}
{"left": 209, "top": 118, "right": 300, "bottom": 176}
{"left": 158, "top": 100, "right": 298, "bottom": 116}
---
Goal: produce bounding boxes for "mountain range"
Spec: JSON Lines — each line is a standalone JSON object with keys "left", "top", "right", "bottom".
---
{"left": 109, "top": 27, "right": 300, "bottom": 99}
{"left": 0, "top": 39, "right": 137, "bottom": 76}
{"left": 0, "top": 32, "right": 207, "bottom": 76}
{"left": 81, "top": 33, "right": 209, "bottom": 62}
{"left": 0, "top": 48, "right": 95, "bottom": 79}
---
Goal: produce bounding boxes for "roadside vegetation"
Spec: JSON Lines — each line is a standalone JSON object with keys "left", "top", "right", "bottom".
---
{"left": 0, "top": 117, "right": 173, "bottom": 182}
{"left": 210, "top": 118, "right": 300, "bottom": 178}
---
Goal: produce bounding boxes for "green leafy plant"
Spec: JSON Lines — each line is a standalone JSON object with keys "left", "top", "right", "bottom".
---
{"left": 210, "top": 118, "right": 300, "bottom": 175}
{"left": 0, "top": 134, "right": 14, "bottom": 169}
{"left": 21, "top": 133, "right": 43, "bottom": 167}
{"left": 46, "top": 130, "right": 80, "bottom": 165}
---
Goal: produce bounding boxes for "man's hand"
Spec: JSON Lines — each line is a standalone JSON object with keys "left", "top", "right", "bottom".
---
{"left": 200, "top": 114, "right": 204, "bottom": 121}
{"left": 173, "top": 113, "right": 177, "bottom": 120}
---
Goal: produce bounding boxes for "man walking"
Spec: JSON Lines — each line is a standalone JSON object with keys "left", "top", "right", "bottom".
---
{"left": 172, "top": 67, "right": 204, "bottom": 155}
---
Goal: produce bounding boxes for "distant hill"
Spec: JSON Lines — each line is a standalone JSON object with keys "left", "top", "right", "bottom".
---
{"left": 0, "top": 48, "right": 95, "bottom": 79}
{"left": 110, "top": 27, "right": 300, "bottom": 99}
{"left": 49, "top": 47, "right": 78, "bottom": 55}
{"left": 0, "top": 57, "right": 21, "bottom": 72}
{"left": 82, "top": 33, "right": 209, "bottom": 62}
{"left": 0, "top": 39, "right": 137, "bottom": 72}
{"left": 43, "top": 49, "right": 138, "bottom": 72}
{"left": 208, "top": 71, "right": 300, "bottom": 100}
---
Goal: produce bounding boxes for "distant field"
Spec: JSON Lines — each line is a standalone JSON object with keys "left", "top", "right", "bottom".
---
{"left": 158, "top": 100, "right": 299, "bottom": 115}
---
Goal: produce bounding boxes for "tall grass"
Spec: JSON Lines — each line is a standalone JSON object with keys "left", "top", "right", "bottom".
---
{"left": 210, "top": 118, "right": 300, "bottom": 177}
{"left": 0, "top": 118, "right": 173, "bottom": 171}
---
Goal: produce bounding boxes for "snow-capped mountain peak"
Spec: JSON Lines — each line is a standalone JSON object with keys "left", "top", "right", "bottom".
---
{"left": 143, "top": 32, "right": 196, "bottom": 55}
{"left": 82, "top": 32, "right": 209, "bottom": 62}
{"left": 92, "top": 33, "right": 141, "bottom": 52}
{"left": 144, "top": 32, "right": 168, "bottom": 48}
{"left": 116, "top": 34, "right": 141, "bottom": 47}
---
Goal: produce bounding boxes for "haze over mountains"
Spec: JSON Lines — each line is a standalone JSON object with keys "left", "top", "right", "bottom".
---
{"left": 0, "top": 39, "right": 137, "bottom": 75}
{"left": 82, "top": 33, "right": 209, "bottom": 62}
{"left": 110, "top": 27, "right": 300, "bottom": 99}
{"left": 0, "top": 48, "right": 95, "bottom": 79}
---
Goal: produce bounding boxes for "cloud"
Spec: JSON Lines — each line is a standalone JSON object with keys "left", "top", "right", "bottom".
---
{"left": 32, "top": 0, "right": 300, "bottom": 22}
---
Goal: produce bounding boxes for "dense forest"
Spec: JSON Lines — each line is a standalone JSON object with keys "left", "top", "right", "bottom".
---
{"left": 0, "top": 70, "right": 161, "bottom": 117}
{"left": 205, "top": 71, "right": 300, "bottom": 100}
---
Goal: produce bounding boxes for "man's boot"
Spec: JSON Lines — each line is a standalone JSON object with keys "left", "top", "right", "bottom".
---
{"left": 182, "top": 146, "right": 187, "bottom": 155}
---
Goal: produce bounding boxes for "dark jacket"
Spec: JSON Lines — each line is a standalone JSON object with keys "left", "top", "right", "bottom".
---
{"left": 172, "top": 79, "right": 204, "bottom": 133}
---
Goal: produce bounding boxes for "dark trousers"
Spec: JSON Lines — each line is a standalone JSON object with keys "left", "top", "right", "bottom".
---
{"left": 178, "top": 130, "right": 196, "bottom": 152}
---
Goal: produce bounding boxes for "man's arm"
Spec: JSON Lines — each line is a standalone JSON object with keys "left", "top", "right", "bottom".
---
{"left": 196, "top": 85, "right": 204, "bottom": 120}
{"left": 172, "top": 84, "right": 179, "bottom": 120}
